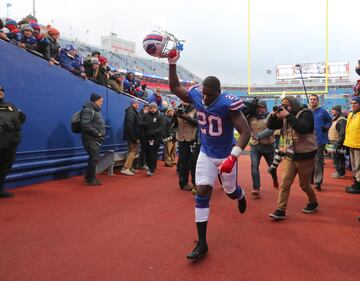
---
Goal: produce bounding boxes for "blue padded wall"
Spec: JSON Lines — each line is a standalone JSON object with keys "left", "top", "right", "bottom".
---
{"left": 0, "top": 40, "right": 141, "bottom": 188}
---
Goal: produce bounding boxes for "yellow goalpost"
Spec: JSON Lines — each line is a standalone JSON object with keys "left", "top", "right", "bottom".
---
{"left": 247, "top": 0, "right": 329, "bottom": 95}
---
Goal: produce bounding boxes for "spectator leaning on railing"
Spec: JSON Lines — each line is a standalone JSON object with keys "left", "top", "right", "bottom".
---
{"left": 58, "top": 44, "right": 87, "bottom": 79}
{"left": 42, "top": 26, "right": 61, "bottom": 65}
{"left": 4, "top": 19, "right": 20, "bottom": 40}
{"left": 122, "top": 72, "right": 136, "bottom": 95}
{"left": 108, "top": 73, "right": 123, "bottom": 93}
{"left": 0, "top": 18, "right": 9, "bottom": 41}
{"left": 15, "top": 24, "right": 37, "bottom": 51}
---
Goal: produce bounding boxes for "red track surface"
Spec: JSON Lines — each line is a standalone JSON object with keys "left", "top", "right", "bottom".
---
{"left": 0, "top": 156, "right": 359, "bottom": 281}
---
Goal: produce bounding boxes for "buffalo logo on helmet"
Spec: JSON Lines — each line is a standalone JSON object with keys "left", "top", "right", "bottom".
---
{"left": 142, "top": 30, "right": 184, "bottom": 59}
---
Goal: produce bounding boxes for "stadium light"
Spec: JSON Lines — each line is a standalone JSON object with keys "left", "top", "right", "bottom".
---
{"left": 247, "top": 0, "right": 329, "bottom": 95}
{"left": 33, "top": 0, "right": 36, "bottom": 17}
{"left": 6, "top": 3, "right": 12, "bottom": 17}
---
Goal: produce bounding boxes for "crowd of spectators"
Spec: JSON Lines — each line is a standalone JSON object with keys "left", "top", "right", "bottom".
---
{"left": 0, "top": 15, "right": 183, "bottom": 105}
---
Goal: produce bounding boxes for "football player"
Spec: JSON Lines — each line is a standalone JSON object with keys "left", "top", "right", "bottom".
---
{"left": 168, "top": 51, "right": 251, "bottom": 261}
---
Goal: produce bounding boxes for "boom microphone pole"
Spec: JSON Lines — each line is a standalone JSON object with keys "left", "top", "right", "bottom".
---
{"left": 295, "top": 64, "right": 309, "bottom": 103}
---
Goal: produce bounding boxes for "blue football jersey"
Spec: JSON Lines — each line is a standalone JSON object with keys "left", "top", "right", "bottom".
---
{"left": 187, "top": 86, "right": 245, "bottom": 158}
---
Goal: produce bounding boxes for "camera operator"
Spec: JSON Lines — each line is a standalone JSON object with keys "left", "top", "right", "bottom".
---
{"left": 0, "top": 86, "right": 26, "bottom": 198}
{"left": 328, "top": 105, "right": 347, "bottom": 179}
{"left": 267, "top": 96, "right": 319, "bottom": 220}
{"left": 80, "top": 93, "right": 106, "bottom": 186}
{"left": 247, "top": 100, "right": 279, "bottom": 197}
{"left": 173, "top": 101, "right": 199, "bottom": 191}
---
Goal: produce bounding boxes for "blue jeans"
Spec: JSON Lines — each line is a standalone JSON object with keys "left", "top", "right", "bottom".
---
{"left": 250, "top": 147, "right": 278, "bottom": 189}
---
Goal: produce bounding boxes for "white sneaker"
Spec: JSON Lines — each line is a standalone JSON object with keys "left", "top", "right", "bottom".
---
{"left": 147, "top": 171, "right": 154, "bottom": 176}
{"left": 121, "top": 169, "right": 134, "bottom": 176}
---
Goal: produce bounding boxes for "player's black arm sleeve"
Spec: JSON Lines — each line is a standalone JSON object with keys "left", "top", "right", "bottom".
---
{"left": 169, "top": 64, "right": 191, "bottom": 103}
{"left": 230, "top": 110, "right": 251, "bottom": 150}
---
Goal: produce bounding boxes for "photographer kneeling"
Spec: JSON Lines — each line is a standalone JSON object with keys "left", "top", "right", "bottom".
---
{"left": 267, "top": 96, "right": 319, "bottom": 220}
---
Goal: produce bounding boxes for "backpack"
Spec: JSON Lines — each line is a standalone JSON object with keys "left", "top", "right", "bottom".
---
{"left": 71, "top": 109, "right": 94, "bottom": 133}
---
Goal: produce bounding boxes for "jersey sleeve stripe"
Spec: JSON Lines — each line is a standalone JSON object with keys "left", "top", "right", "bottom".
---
{"left": 229, "top": 103, "right": 245, "bottom": 111}
{"left": 230, "top": 100, "right": 243, "bottom": 107}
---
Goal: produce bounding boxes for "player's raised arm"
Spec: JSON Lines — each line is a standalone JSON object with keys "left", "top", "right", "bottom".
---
{"left": 168, "top": 51, "right": 192, "bottom": 103}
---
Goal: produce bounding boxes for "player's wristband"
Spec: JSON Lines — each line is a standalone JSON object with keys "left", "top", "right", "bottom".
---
{"left": 230, "top": 146, "right": 243, "bottom": 158}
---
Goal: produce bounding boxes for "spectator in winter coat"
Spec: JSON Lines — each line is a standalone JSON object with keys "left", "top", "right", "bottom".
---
{"left": 122, "top": 72, "right": 136, "bottom": 95}
{"left": 121, "top": 98, "right": 140, "bottom": 176}
{"left": 42, "top": 26, "right": 61, "bottom": 65}
{"left": 59, "top": 45, "right": 87, "bottom": 79}
{"left": 142, "top": 102, "right": 165, "bottom": 176}
{"left": 15, "top": 24, "right": 37, "bottom": 50}
{"left": 344, "top": 96, "right": 360, "bottom": 195}
{"left": 328, "top": 105, "right": 347, "bottom": 179}
{"left": 0, "top": 19, "right": 9, "bottom": 41}
{"left": 147, "top": 87, "right": 164, "bottom": 111}
{"left": 80, "top": 93, "right": 106, "bottom": 186}
{"left": 108, "top": 73, "right": 124, "bottom": 93}
{"left": 308, "top": 94, "right": 332, "bottom": 191}
{"left": 4, "top": 19, "right": 20, "bottom": 40}
{"left": 138, "top": 104, "right": 150, "bottom": 169}
{"left": 140, "top": 84, "right": 149, "bottom": 100}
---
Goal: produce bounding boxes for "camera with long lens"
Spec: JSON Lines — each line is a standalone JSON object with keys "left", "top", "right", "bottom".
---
{"left": 162, "top": 134, "right": 174, "bottom": 143}
{"left": 267, "top": 149, "right": 286, "bottom": 174}
{"left": 272, "top": 105, "right": 284, "bottom": 113}
{"left": 241, "top": 97, "right": 259, "bottom": 118}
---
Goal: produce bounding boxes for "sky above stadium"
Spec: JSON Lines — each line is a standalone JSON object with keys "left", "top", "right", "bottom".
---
{"left": 2, "top": 0, "right": 360, "bottom": 85}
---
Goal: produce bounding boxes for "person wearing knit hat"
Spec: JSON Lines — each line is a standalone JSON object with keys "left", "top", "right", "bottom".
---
{"left": 147, "top": 88, "right": 164, "bottom": 111}
{"left": 108, "top": 73, "right": 123, "bottom": 93}
{"left": 20, "top": 24, "right": 34, "bottom": 33}
{"left": 149, "top": 102, "right": 158, "bottom": 109}
{"left": 329, "top": 105, "right": 347, "bottom": 179}
{"left": 80, "top": 93, "right": 105, "bottom": 186}
{"left": 257, "top": 100, "right": 267, "bottom": 109}
{"left": 344, "top": 96, "right": 360, "bottom": 196}
{"left": 121, "top": 97, "right": 141, "bottom": 176}
{"left": 130, "top": 98, "right": 139, "bottom": 105}
{"left": 247, "top": 99, "right": 279, "bottom": 198}
{"left": 47, "top": 26, "right": 60, "bottom": 36}
{"left": 142, "top": 100, "right": 164, "bottom": 176}
{"left": 351, "top": 95, "right": 360, "bottom": 105}
{"left": 41, "top": 26, "right": 60, "bottom": 65}
{"left": 16, "top": 23, "right": 37, "bottom": 50}
{"left": 331, "top": 105, "right": 342, "bottom": 115}
{"left": 90, "top": 93, "right": 102, "bottom": 102}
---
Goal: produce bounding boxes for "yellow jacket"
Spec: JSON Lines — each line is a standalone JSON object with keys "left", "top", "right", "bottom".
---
{"left": 344, "top": 111, "right": 360, "bottom": 149}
